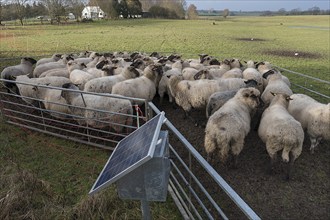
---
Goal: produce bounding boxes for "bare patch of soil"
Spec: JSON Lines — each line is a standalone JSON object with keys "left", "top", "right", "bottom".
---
{"left": 264, "top": 50, "right": 322, "bottom": 59}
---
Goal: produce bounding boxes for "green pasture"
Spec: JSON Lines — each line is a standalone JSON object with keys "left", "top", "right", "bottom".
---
{"left": 1, "top": 16, "right": 329, "bottom": 80}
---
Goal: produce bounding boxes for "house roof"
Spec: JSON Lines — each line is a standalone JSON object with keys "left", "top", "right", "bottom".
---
{"left": 83, "top": 6, "right": 104, "bottom": 13}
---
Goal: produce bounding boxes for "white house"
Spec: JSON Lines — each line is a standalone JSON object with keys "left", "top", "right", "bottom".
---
{"left": 82, "top": 6, "right": 105, "bottom": 19}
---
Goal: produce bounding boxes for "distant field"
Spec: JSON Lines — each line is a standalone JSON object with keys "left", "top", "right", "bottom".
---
{"left": 1, "top": 16, "right": 329, "bottom": 80}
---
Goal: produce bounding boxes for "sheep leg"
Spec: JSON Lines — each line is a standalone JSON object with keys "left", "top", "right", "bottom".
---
{"left": 268, "top": 152, "right": 277, "bottom": 175}
{"left": 230, "top": 140, "right": 244, "bottom": 169}
{"left": 204, "top": 134, "right": 216, "bottom": 163}
{"left": 310, "top": 137, "right": 321, "bottom": 154}
{"left": 283, "top": 152, "right": 295, "bottom": 181}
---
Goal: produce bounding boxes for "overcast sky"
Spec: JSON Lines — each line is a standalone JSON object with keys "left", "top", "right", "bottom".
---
{"left": 185, "top": 0, "right": 330, "bottom": 11}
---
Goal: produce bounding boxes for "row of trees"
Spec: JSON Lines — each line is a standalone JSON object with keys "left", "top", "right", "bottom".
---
{"left": 0, "top": 0, "right": 188, "bottom": 25}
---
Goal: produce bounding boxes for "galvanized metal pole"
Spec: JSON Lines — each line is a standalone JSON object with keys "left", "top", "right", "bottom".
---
{"left": 141, "top": 200, "right": 151, "bottom": 220}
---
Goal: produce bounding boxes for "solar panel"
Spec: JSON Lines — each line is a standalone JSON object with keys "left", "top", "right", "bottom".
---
{"left": 89, "top": 112, "right": 166, "bottom": 195}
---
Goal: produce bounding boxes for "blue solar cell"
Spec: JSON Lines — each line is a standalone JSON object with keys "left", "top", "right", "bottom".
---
{"left": 89, "top": 112, "right": 165, "bottom": 195}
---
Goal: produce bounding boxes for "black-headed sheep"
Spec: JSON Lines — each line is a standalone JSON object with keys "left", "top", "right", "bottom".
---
{"left": 111, "top": 63, "right": 164, "bottom": 105}
{"left": 204, "top": 87, "right": 260, "bottom": 167}
{"left": 61, "top": 83, "right": 133, "bottom": 133}
{"left": 288, "top": 93, "right": 330, "bottom": 153}
{"left": 258, "top": 92, "right": 304, "bottom": 180}
{"left": 84, "top": 66, "right": 140, "bottom": 93}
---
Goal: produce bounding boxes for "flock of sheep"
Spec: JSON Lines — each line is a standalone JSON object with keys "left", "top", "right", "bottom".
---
{"left": 1, "top": 51, "right": 329, "bottom": 180}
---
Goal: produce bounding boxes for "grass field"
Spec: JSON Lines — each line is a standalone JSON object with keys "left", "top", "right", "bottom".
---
{"left": 1, "top": 16, "right": 329, "bottom": 79}
{"left": 0, "top": 16, "right": 329, "bottom": 219}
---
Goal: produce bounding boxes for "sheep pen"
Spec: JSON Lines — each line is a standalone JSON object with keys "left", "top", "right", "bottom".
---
{"left": 0, "top": 54, "right": 329, "bottom": 220}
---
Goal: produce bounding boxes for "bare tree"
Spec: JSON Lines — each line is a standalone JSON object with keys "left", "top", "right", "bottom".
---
{"left": 125, "top": 0, "right": 141, "bottom": 17}
{"left": 161, "top": 0, "right": 185, "bottom": 18}
{"left": 0, "top": 0, "right": 3, "bottom": 25}
{"left": 309, "top": 6, "right": 320, "bottom": 15}
{"left": 223, "top": 8, "right": 229, "bottom": 18}
{"left": 42, "top": 0, "right": 67, "bottom": 24}
{"left": 186, "top": 4, "right": 198, "bottom": 19}
{"left": 278, "top": 8, "right": 286, "bottom": 15}
{"left": 67, "top": 0, "right": 85, "bottom": 21}
{"left": 10, "top": 0, "right": 28, "bottom": 25}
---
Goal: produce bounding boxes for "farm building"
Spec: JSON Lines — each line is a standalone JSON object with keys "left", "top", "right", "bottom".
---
{"left": 82, "top": 6, "right": 105, "bottom": 19}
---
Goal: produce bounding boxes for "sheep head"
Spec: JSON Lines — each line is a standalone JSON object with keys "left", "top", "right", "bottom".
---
{"left": 126, "top": 66, "right": 140, "bottom": 78}
{"left": 244, "top": 79, "right": 258, "bottom": 88}
{"left": 102, "top": 65, "right": 117, "bottom": 76}
{"left": 269, "top": 92, "right": 293, "bottom": 108}
{"left": 262, "top": 69, "right": 277, "bottom": 79}
{"left": 239, "top": 87, "right": 261, "bottom": 110}
{"left": 96, "top": 60, "right": 109, "bottom": 69}
{"left": 23, "top": 57, "right": 37, "bottom": 65}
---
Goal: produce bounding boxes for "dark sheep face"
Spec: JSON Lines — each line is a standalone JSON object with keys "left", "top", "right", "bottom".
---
{"left": 244, "top": 79, "right": 258, "bottom": 87}
{"left": 262, "top": 69, "right": 277, "bottom": 79}
{"left": 24, "top": 57, "right": 37, "bottom": 65}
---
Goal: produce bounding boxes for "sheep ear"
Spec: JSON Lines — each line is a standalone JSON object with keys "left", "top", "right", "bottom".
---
{"left": 9, "top": 75, "right": 17, "bottom": 80}
{"left": 270, "top": 92, "right": 276, "bottom": 96}
{"left": 286, "top": 96, "right": 293, "bottom": 101}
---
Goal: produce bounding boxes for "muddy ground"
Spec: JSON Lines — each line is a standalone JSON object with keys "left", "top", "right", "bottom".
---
{"left": 152, "top": 94, "right": 329, "bottom": 220}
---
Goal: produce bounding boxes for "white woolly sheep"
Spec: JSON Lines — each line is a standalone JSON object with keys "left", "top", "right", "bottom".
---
{"left": 14, "top": 75, "right": 71, "bottom": 106}
{"left": 207, "top": 59, "right": 231, "bottom": 78}
{"left": 33, "top": 54, "right": 74, "bottom": 78}
{"left": 1, "top": 57, "right": 37, "bottom": 93}
{"left": 206, "top": 79, "right": 258, "bottom": 118}
{"left": 261, "top": 69, "right": 293, "bottom": 105}
{"left": 84, "top": 66, "right": 140, "bottom": 93}
{"left": 112, "top": 63, "right": 164, "bottom": 105}
{"left": 168, "top": 75, "right": 255, "bottom": 124}
{"left": 221, "top": 68, "right": 243, "bottom": 79}
{"left": 74, "top": 52, "right": 100, "bottom": 65}
{"left": 36, "top": 54, "right": 62, "bottom": 66}
{"left": 157, "top": 60, "right": 190, "bottom": 104}
{"left": 257, "top": 61, "right": 290, "bottom": 87}
{"left": 61, "top": 83, "right": 133, "bottom": 133}
{"left": 288, "top": 93, "right": 330, "bottom": 153}
{"left": 1, "top": 57, "right": 37, "bottom": 79}
{"left": 244, "top": 60, "right": 258, "bottom": 68}
{"left": 39, "top": 60, "right": 86, "bottom": 78}
{"left": 258, "top": 92, "right": 304, "bottom": 180}
{"left": 204, "top": 87, "right": 260, "bottom": 167}
{"left": 242, "top": 66, "right": 264, "bottom": 92}
{"left": 229, "top": 58, "right": 243, "bottom": 69}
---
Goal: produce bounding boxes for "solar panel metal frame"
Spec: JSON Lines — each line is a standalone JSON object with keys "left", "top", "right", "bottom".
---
{"left": 89, "top": 111, "right": 165, "bottom": 195}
